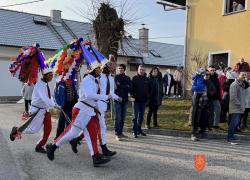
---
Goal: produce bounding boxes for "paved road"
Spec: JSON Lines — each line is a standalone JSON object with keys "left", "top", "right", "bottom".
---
{"left": 1, "top": 104, "right": 250, "bottom": 180}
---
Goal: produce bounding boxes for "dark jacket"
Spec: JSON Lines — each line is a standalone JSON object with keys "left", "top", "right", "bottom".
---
{"left": 163, "top": 73, "right": 173, "bottom": 86}
{"left": 209, "top": 73, "right": 221, "bottom": 100}
{"left": 148, "top": 76, "right": 163, "bottom": 106}
{"left": 54, "top": 81, "right": 78, "bottom": 107}
{"left": 114, "top": 73, "right": 131, "bottom": 103}
{"left": 131, "top": 74, "right": 150, "bottom": 103}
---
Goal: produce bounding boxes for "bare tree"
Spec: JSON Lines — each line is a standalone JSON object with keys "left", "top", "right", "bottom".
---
{"left": 186, "top": 50, "right": 208, "bottom": 87}
{"left": 93, "top": 3, "right": 124, "bottom": 58}
{"left": 71, "top": 0, "right": 142, "bottom": 59}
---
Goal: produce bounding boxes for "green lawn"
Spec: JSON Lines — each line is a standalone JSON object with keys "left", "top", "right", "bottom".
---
{"left": 106, "top": 98, "right": 250, "bottom": 134}
{"left": 106, "top": 98, "right": 192, "bottom": 131}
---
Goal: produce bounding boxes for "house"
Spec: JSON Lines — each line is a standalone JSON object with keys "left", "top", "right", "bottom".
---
{"left": 0, "top": 9, "right": 183, "bottom": 100}
{"left": 162, "top": 0, "right": 250, "bottom": 93}
{"left": 117, "top": 27, "right": 184, "bottom": 76}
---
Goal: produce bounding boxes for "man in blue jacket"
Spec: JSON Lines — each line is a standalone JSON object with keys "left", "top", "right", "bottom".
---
{"left": 54, "top": 77, "right": 78, "bottom": 150}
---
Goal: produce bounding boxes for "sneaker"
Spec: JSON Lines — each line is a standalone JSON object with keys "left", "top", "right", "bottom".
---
{"left": 139, "top": 131, "right": 147, "bottom": 136}
{"left": 191, "top": 134, "right": 199, "bottom": 141}
{"left": 10, "top": 127, "right": 18, "bottom": 141}
{"left": 178, "top": 95, "right": 181, "bottom": 98}
{"left": 92, "top": 153, "right": 110, "bottom": 167}
{"left": 227, "top": 140, "right": 238, "bottom": 145}
{"left": 120, "top": 133, "right": 128, "bottom": 138}
{"left": 145, "top": 125, "right": 150, "bottom": 129}
{"left": 35, "top": 145, "right": 46, "bottom": 154}
{"left": 115, "top": 135, "right": 121, "bottom": 141}
{"left": 101, "top": 145, "right": 116, "bottom": 157}
{"left": 69, "top": 139, "right": 78, "bottom": 153}
{"left": 46, "top": 143, "right": 57, "bottom": 161}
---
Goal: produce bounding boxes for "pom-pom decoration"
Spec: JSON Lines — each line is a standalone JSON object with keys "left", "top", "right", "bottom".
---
{"left": 9, "top": 44, "right": 47, "bottom": 83}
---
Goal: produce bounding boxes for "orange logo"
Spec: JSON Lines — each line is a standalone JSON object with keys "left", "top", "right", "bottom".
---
{"left": 194, "top": 154, "right": 206, "bottom": 173}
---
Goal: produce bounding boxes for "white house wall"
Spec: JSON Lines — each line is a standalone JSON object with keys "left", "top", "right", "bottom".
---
{"left": 0, "top": 46, "right": 56, "bottom": 98}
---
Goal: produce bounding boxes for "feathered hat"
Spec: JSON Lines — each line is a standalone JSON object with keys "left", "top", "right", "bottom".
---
{"left": 9, "top": 43, "right": 47, "bottom": 83}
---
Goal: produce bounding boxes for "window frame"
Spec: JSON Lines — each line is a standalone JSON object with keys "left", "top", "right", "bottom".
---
{"left": 208, "top": 50, "right": 231, "bottom": 67}
{"left": 222, "top": 0, "right": 247, "bottom": 15}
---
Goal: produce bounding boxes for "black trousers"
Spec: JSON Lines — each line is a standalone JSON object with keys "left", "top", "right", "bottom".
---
{"left": 55, "top": 101, "right": 76, "bottom": 138}
{"left": 174, "top": 81, "right": 182, "bottom": 96}
{"left": 146, "top": 105, "right": 159, "bottom": 127}
{"left": 24, "top": 100, "right": 31, "bottom": 112}
{"left": 191, "top": 93, "right": 208, "bottom": 135}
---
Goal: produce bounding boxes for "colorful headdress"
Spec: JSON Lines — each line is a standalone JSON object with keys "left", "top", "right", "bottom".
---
{"left": 45, "top": 38, "right": 84, "bottom": 81}
{"left": 81, "top": 43, "right": 101, "bottom": 72}
{"left": 9, "top": 43, "right": 47, "bottom": 83}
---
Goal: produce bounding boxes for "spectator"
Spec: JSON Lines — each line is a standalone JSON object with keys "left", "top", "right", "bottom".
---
{"left": 190, "top": 68, "right": 209, "bottom": 141}
{"left": 114, "top": 64, "right": 131, "bottom": 141}
{"left": 54, "top": 77, "right": 78, "bottom": 139}
{"left": 227, "top": 71, "right": 248, "bottom": 145}
{"left": 21, "top": 81, "right": 34, "bottom": 113}
{"left": 131, "top": 65, "right": 150, "bottom": 138}
{"left": 220, "top": 68, "right": 236, "bottom": 123}
{"left": 234, "top": 58, "right": 250, "bottom": 73}
{"left": 232, "top": 0, "right": 244, "bottom": 12}
{"left": 146, "top": 67, "right": 163, "bottom": 129}
{"left": 163, "top": 69, "right": 172, "bottom": 96}
{"left": 208, "top": 65, "right": 222, "bottom": 130}
{"left": 173, "top": 66, "right": 183, "bottom": 98}
{"left": 216, "top": 62, "right": 227, "bottom": 98}
{"left": 241, "top": 72, "right": 250, "bottom": 129}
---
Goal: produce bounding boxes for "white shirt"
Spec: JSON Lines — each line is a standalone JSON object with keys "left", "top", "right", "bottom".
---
{"left": 31, "top": 79, "right": 55, "bottom": 110}
{"left": 76, "top": 74, "right": 109, "bottom": 115}
{"left": 98, "top": 73, "right": 119, "bottom": 112}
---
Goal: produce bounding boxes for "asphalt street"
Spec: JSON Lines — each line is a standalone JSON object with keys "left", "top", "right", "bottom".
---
{"left": 1, "top": 104, "right": 250, "bottom": 180}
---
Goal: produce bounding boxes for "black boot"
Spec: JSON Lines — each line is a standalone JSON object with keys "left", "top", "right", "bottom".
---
{"left": 69, "top": 138, "right": 78, "bottom": 154}
{"left": 10, "top": 126, "right": 18, "bottom": 141}
{"left": 35, "top": 145, "right": 47, "bottom": 154}
{"left": 46, "top": 143, "right": 57, "bottom": 161}
{"left": 101, "top": 144, "right": 116, "bottom": 157}
{"left": 92, "top": 153, "right": 110, "bottom": 167}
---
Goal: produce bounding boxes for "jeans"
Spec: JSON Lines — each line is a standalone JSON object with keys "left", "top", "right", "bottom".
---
{"left": 132, "top": 101, "right": 146, "bottom": 135}
{"left": 227, "top": 113, "right": 241, "bottom": 141}
{"left": 114, "top": 101, "right": 128, "bottom": 135}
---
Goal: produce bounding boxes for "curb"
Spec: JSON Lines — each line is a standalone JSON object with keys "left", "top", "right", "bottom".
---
{"left": 107, "top": 126, "right": 250, "bottom": 141}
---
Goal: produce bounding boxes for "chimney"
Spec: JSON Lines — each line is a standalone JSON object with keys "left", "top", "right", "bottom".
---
{"left": 139, "top": 24, "right": 149, "bottom": 57}
{"left": 50, "top": 10, "right": 62, "bottom": 24}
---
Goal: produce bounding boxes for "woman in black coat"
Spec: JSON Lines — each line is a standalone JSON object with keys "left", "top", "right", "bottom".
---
{"left": 146, "top": 67, "right": 163, "bottom": 128}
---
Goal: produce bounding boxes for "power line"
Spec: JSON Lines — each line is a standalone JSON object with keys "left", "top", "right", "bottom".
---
{"left": 0, "top": 0, "right": 45, "bottom": 8}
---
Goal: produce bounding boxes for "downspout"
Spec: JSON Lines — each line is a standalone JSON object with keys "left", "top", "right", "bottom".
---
{"left": 183, "top": 0, "right": 189, "bottom": 97}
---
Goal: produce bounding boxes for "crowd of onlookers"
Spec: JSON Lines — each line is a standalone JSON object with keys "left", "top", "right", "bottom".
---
{"left": 190, "top": 58, "right": 250, "bottom": 145}
{"left": 21, "top": 58, "right": 249, "bottom": 144}
{"left": 113, "top": 64, "right": 185, "bottom": 140}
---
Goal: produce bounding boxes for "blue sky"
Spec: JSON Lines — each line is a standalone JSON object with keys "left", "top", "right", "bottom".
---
{"left": 1, "top": 0, "right": 186, "bottom": 45}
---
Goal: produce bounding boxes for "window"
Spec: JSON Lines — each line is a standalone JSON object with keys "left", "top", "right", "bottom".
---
{"left": 208, "top": 51, "right": 230, "bottom": 68}
{"left": 224, "top": 0, "right": 246, "bottom": 14}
